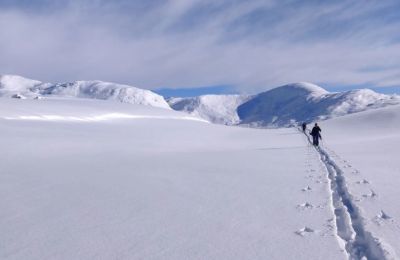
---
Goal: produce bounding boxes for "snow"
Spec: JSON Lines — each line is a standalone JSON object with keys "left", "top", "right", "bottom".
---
{"left": 277, "top": 82, "right": 329, "bottom": 98}
{"left": 237, "top": 82, "right": 330, "bottom": 127}
{"left": 168, "top": 82, "right": 399, "bottom": 128}
{"left": 1, "top": 78, "right": 400, "bottom": 259}
{"left": 314, "top": 104, "right": 400, "bottom": 258}
{"left": 0, "top": 75, "right": 171, "bottom": 109}
{"left": 37, "top": 81, "right": 171, "bottom": 109}
{"left": 0, "top": 75, "right": 42, "bottom": 97}
{"left": 237, "top": 83, "right": 399, "bottom": 127}
{"left": 167, "top": 94, "right": 251, "bottom": 125}
{"left": 3, "top": 75, "right": 398, "bottom": 126}
{"left": 328, "top": 89, "right": 396, "bottom": 116}
{"left": 0, "top": 97, "right": 345, "bottom": 259}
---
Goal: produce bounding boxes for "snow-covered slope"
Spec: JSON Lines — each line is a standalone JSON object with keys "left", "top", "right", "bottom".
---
{"left": 0, "top": 75, "right": 171, "bottom": 109}
{"left": 0, "top": 75, "right": 43, "bottom": 98}
{"left": 238, "top": 82, "right": 329, "bottom": 127}
{"left": 237, "top": 82, "right": 399, "bottom": 127}
{"left": 0, "top": 98, "right": 345, "bottom": 260}
{"left": 2, "top": 97, "right": 400, "bottom": 258}
{"left": 313, "top": 104, "right": 400, "bottom": 258}
{"left": 168, "top": 94, "right": 251, "bottom": 125}
{"left": 327, "top": 89, "right": 397, "bottom": 116}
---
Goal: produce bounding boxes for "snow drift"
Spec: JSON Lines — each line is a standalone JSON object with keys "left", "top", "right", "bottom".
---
{"left": 0, "top": 75, "right": 170, "bottom": 109}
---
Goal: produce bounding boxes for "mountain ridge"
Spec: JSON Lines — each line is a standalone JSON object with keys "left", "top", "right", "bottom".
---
{"left": 169, "top": 82, "right": 399, "bottom": 127}
{"left": 1, "top": 75, "right": 399, "bottom": 127}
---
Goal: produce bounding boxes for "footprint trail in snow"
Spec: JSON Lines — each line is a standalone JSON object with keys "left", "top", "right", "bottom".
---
{"left": 307, "top": 138, "right": 396, "bottom": 259}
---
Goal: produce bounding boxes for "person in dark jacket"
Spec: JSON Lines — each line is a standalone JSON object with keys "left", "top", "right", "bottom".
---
{"left": 310, "top": 123, "right": 322, "bottom": 146}
{"left": 302, "top": 122, "right": 307, "bottom": 132}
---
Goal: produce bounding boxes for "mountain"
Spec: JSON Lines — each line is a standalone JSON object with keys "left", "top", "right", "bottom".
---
{"left": 0, "top": 74, "right": 42, "bottom": 99}
{"left": 169, "top": 82, "right": 399, "bottom": 127}
{"left": 2, "top": 75, "right": 398, "bottom": 127}
{"left": 237, "top": 82, "right": 328, "bottom": 127}
{"left": 237, "top": 82, "right": 399, "bottom": 127}
{"left": 0, "top": 75, "right": 170, "bottom": 109}
{"left": 167, "top": 94, "right": 251, "bottom": 125}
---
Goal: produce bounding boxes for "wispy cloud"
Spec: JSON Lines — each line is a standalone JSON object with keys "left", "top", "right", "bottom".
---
{"left": 1, "top": 0, "right": 400, "bottom": 92}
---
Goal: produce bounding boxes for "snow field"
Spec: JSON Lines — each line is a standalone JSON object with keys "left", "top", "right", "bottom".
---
{"left": 0, "top": 98, "right": 345, "bottom": 259}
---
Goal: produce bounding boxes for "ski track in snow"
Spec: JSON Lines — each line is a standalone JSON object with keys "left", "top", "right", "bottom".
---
{"left": 301, "top": 131, "right": 395, "bottom": 260}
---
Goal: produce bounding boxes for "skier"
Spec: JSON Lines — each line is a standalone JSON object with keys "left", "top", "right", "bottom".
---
{"left": 310, "top": 123, "right": 322, "bottom": 146}
{"left": 301, "top": 122, "right": 307, "bottom": 132}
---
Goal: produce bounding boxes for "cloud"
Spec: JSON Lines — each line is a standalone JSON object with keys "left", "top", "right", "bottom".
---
{"left": 1, "top": 0, "right": 400, "bottom": 92}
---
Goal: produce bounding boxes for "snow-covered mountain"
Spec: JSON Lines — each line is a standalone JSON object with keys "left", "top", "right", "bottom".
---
{"left": 237, "top": 82, "right": 399, "bottom": 127}
{"left": 237, "top": 82, "right": 329, "bottom": 127}
{"left": 169, "top": 82, "right": 399, "bottom": 127}
{"left": 0, "top": 74, "right": 43, "bottom": 99}
{"left": 0, "top": 75, "right": 171, "bottom": 109}
{"left": 2, "top": 75, "right": 399, "bottom": 127}
{"left": 167, "top": 95, "right": 251, "bottom": 125}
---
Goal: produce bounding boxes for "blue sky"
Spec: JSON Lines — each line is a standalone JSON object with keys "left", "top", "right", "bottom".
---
{"left": 0, "top": 0, "right": 400, "bottom": 95}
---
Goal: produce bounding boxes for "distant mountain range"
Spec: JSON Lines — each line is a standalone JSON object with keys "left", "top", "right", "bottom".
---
{"left": 1, "top": 75, "right": 399, "bottom": 127}
{"left": 169, "top": 82, "right": 399, "bottom": 127}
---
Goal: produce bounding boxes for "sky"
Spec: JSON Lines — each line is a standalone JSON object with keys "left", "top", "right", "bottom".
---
{"left": 1, "top": 0, "right": 400, "bottom": 95}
